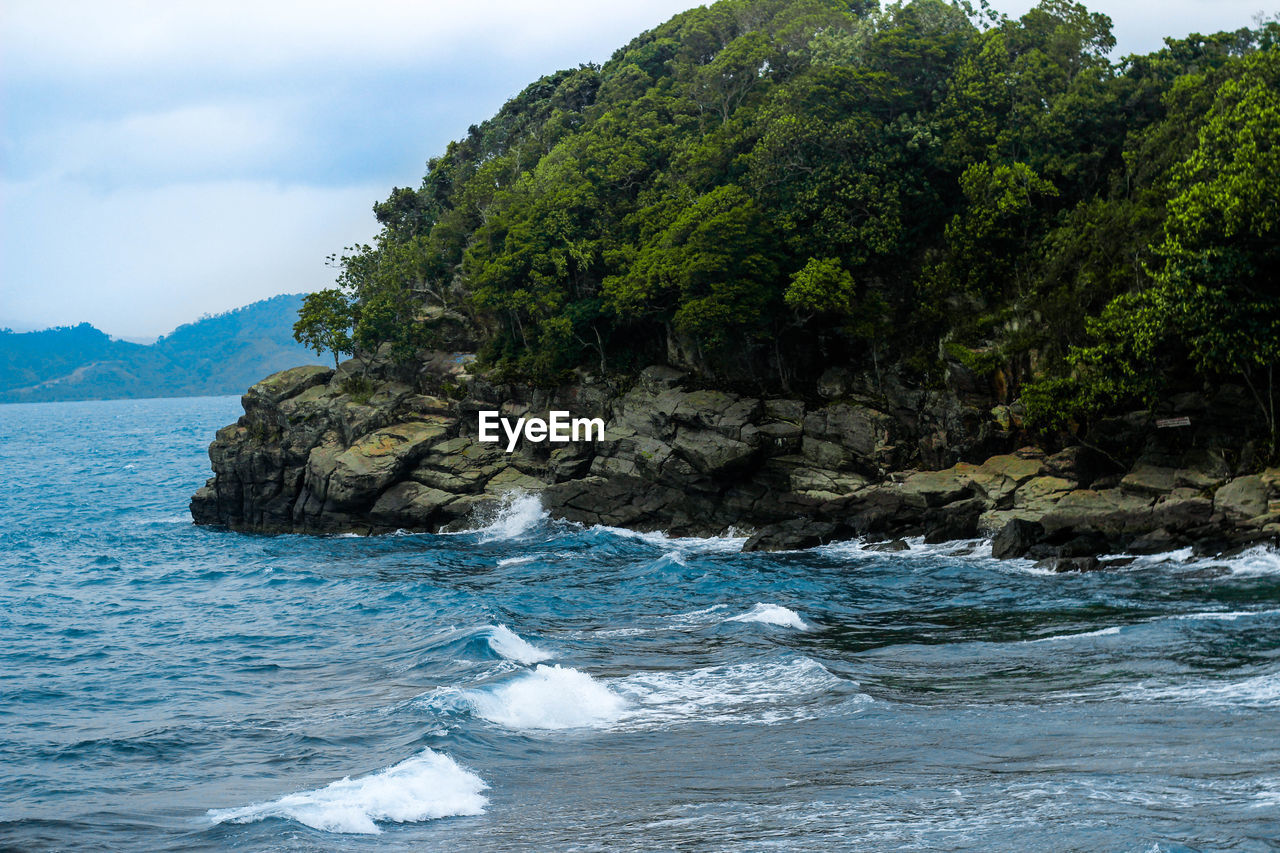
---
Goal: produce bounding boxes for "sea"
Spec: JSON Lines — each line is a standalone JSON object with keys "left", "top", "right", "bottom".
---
{"left": 2, "top": 395, "right": 1279, "bottom": 851}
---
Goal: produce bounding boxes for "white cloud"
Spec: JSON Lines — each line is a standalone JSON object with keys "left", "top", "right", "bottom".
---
{"left": 17, "top": 100, "right": 302, "bottom": 185}
{"left": 1, "top": 0, "right": 698, "bottom": 81}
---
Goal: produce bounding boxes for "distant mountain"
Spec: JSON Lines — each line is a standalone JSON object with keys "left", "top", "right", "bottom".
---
{"left": 0, "top": 294, "right": 326, "bottom": 403}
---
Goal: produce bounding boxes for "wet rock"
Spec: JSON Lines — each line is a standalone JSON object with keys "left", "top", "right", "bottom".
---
{"left": 1039, "top": 555, "right": 1102, "bottom": 573}
{"left": 923, "top": 498, "right": 986, "bottom": 544}
{"left": 991, "top": 518, "right": 1044, "bottom": 559}
{"left": 742, "top": 520, "right": 842, "bottom": 552}
{"left": 1127, "top": 527, "right": 1181, "bottom": 554}
{"left": 865, "top": 538, "right": 910, "bottom": 552}
{"left": 370, "top": 482, "right": 455, "bottom": 527}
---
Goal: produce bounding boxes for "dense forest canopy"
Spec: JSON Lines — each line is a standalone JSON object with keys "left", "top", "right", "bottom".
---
{"left": 297, "top": 0, "right": 1280, "bottom": 450}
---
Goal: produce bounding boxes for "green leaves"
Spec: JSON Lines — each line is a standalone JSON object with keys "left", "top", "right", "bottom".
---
{"left": 293, "top": 289, "right": 354, "bottom": 369}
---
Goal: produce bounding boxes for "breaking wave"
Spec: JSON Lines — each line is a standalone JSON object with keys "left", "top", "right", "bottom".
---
{"left": 725, "top": 602, "right": 810, "bottom": 630}
{"left": 207, "top": 749, "right": 488, "bottom": 835}
{"left": 485, "top": 624, "right": 552, "bottom": 664}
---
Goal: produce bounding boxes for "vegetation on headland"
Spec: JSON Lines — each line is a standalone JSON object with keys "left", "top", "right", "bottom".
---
{"left": 2, "top": 295, "right": 326, "bottom": 403}
{"left": 295, "top": 0, "right": 1280, "bottom": 456}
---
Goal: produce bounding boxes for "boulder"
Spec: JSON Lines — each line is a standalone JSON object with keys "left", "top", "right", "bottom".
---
{"left": 1120, "top": 464, "right": 1180, "bottom": 498}
{"left": 865, "top": 539, "right": 910, "bottom": 552}
{"left": 243, "top": 364, "right": 333, "bottom": 408}
{"left": 1215, "top": 476, "right": 1268, "bottom": 520}
{"left": 923, "top": 497, "right": 986, "bottom": 543}
{"left": 1041, "top": 556, "right": 1102, "bottom": 573}
{"left": 670, "top": 427, "right": 756, "bottom": 475}
{"left": 897, "top": 466, "right": 975, "bottom": 509}
{"left": 991, "top": 518, "right": 1045, "bottom": 559}
{"left": 370, "top": 482, "right": 455, "bottom": 527}
{"left": 323, "top": 421, "right": 449, "bottom": 509}
{"left": 969, "top": 454, "right": 1046, "bottom": 504}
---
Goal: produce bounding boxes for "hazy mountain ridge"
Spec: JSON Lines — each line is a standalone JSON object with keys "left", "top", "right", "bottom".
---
{"left": 0, "top": 294, "right": 324, "bottom": 403}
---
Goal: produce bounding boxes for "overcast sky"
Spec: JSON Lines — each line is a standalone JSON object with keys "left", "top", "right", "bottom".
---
{"left": 0, "top": 0, "right": 1269, "bottom": 339}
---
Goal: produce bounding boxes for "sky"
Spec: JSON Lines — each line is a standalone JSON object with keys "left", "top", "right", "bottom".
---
{"left": 0, "top": 0, "right": 1270, "bottom": 340}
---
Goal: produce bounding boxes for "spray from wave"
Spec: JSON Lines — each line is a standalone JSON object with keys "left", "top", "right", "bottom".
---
{"left": 206, "top": 748, "right": 488, "bottom": 834}
{"left": 485, "top": 624, "right": 552, "bottom": 664}
{"left": 472, "top": 492, "right": 548, "bottom": 542}
{"left": 726, "top": 603, "right": 810, "bottom": 630}
{"left": 456, "top": 656, "right": 865, "bottom": 733}
{"left": 467, "top": 664, "right": 629, "bottom": 729}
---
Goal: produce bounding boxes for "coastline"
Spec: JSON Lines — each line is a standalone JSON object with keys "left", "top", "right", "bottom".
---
{"left": 191, "top": 358, "right": 1280, "bottom": 568}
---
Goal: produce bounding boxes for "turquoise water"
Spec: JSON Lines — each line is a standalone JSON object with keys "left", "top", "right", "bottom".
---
{"left": 2, "top": 396, "right": 1279, "bottom": 851}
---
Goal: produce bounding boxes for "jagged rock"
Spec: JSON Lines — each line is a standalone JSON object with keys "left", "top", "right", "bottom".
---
{"left": 865, "top": 539, "right": 910, "bottom": 552}
{"left": 923, "top": 497, "right": 985, "bottom": 543}
{"left": 1128, "top": 527, "right": 1181, "bottom": 554}
{"left": 1044, "top": 445, "right": 1114, "bottom": 488}
{"left": 1121, "top": 464, "right": 1180, "bottom": 498}
{"left": 1215, "top": 476, "right": 1268, "bottom": 520}
{"left": 991, "top": 518, "right": 1044, "bottom": 559}
{"left": 1041, "top": 556, "right": 1102, "bottom": 573}
{"left": 244, "top": 365, "right": 333, "bottom": 408}
{"left": 969, "top": 454, "right": 1046, "bottom": 504}
{"left": 742, "top": 520, "right": 843, "bottom": 552}
{"left": 1010, "top": 476, "right": 1076, "bottom": 515}
{"left": 897, "top": 466, "right": 975, "bottom": 509}
{"left": 370, "top": 482, "right": 455, "bottom": 527}
{"left": 1039, "top": 488, "right": 1154, "bottom": 539}
{"left": 322, "top": 421, "right": 449, "bottom": 510}
{"left": 192, "top": 357, "right": 1278, "bottom": 554}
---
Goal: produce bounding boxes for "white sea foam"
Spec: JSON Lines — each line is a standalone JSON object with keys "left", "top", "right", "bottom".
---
{"left": 1123, "top": 672, "right": 1280, "bottom": 708}
{"left": 725, "top": 603, "right": 810, "bottom": 631}
{"left": 496, "top": 555, "right": 536, "bottom": 567}
{"left": 473, "top": 492, "right": 548, "bottom": 542}
{"left": 1025, "top": 625, "right": 1122, "bottom": 643}
{"left": 664, "top": 604, "right": 731, "bottom": 628}
{"left": 1163, "top": 607, "right": 1280, "bottom": 622}
{"left": 613, "top": 657, "right": 866, "bottom": 728}
{"left": 468, "top": 664, "right": 629, "bottom": 729}
{"left": 206, "top": 749, "right": 488, "bottom": 834}
{"left": 820, "top": 536, "right": 994, "bottom": 560}
{"left": 594, "top": 524, "right": 748, "bottom": 552}
{"left": 485, "top": 624, "right": 552, "bottom": 664}
{"left": 460, "top": 656, "right": 863, "bottom": 732}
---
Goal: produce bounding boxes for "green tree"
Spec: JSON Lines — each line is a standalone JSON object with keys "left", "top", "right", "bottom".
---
{"left": 293, "top": 289, "right": 354, "bottom": 368}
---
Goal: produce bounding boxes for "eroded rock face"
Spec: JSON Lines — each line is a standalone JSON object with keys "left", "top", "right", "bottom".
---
{"left": 191, "top": 358, "right": 1280, "bottom": 558}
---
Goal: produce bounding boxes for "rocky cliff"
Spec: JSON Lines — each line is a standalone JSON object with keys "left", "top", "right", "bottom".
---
{"left": 192, "top": 354, "right": 1280, "bottom": 568}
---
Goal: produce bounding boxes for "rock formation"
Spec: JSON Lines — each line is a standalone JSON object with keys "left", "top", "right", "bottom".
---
{"left": 192, "top": 354, "right": 1280, "bottom": 567}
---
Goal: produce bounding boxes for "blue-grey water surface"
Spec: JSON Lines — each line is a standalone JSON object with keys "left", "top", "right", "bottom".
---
{"left": 2, "top": 395, "right": 1279, "bottom": 851}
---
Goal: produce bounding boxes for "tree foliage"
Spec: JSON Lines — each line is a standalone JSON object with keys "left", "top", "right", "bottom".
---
{"left": 301, "top": 0, "right": 1278, "bottom": 449}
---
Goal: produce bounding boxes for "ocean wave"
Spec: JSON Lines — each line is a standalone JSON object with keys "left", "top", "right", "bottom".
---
{"left": 456, "top": 657, "right": 866, "bottom": 732}
{"left": 590, "top": 523, "right": 748, "bottom": 552}
{"left": 471, "top": 492, "right": 548, "bottom": 542}
{"left": 206, "top": 748, "right": 488, "bottom": 834}
{"left": 485, "top": 624, "right": 552, "bottom": 665}
{"left": 467, "top": 664, "right": 628, "bottom": 729}
{"left": 1121, "top": 672, "right": 1280, "bottom": 708}
{"left": 819, "top": 536, "right": 994, "bottom": 560}
{"left": 613, "top": 657, "right": 866, "bottom": 728}
{"left": 1024, "top": 625, "right": 1122, "bottom": 643}
{"left": 725, "top": 603, "right": 810, "bottom": 631}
